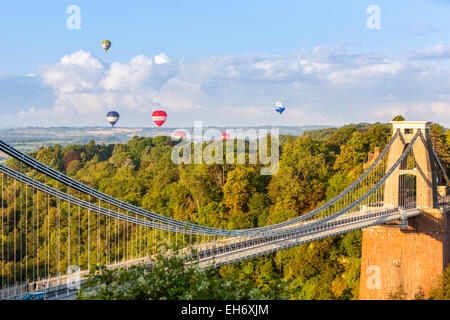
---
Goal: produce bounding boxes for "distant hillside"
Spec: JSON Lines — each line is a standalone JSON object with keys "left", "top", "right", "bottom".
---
{"left": 303, "top": 122, "right": 390, "bottom": 141}
{"left": 0, "top": 125, "right": 335, "bottom": 158}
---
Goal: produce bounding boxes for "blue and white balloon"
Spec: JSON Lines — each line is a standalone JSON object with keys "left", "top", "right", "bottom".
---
{"left": 275, "top": 101, "right": 286, "bottom": 114}
{"left": 106, "top": 111, "right": 120, "bottom": 127}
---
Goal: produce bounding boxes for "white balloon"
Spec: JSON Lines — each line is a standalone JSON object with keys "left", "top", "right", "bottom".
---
{"left": 276, "top": 101, "right": 285, "bottom": 108}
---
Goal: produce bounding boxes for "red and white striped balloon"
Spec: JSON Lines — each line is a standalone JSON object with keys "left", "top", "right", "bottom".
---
{"left": 152, "top": 110, "right": 167, "bottom": 127}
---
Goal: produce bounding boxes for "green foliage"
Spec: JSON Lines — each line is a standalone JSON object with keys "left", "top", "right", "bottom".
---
{"left": 429, "top": 265, "right": 450, "bottom": 300}
{"left": 388, "top": 284, "right": 407, "bottom": 300}
{"left": 413, "top": 287, "right": 426, "bottom": 300}
{"left": 392, "top": 115, "right": 405, "bottom": 121}
{"left": 327, "top": 126, "right": 356, "bottom": 147}
{"left": 303, "top": 128, "right": 338, "bottom": 141}
{"left": 248, "top": 192, "right": 270, "bottom": 227}
{"left": 77, "top": 248, "right": 283, "bottom": 300}
{"left": 430, "top": 123, "right": 450, "bottom": 178}
{"left": 36, "top": 145, "right": 64, "bottom": 171}
{"left": 223, "top": 166, "right": 257, "bottom": 213}
{"left": 267, "top": 136, "right": 331, "bottom": 224}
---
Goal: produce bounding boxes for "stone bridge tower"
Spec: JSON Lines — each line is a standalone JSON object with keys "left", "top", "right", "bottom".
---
{"left": 383, "top": 121, "right": 438, "bottom": 208}
{"left": 359, "top": 121, "right": 449, "bottom": 300}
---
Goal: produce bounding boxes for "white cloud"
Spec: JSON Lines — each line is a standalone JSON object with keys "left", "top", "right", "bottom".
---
{"left": 408, "top": 44, "right": 450, "bottom": 59}
{"left": 430, "top": 102, "right": 450, "bottom": 116}
{"left": 101, "top": 55, "right": 154, "bottom": 91}
{"left": 60, "top": 50, "right": 103, "bottom": 69}
{"left": 39, "top": 50, "right": 105, "bottom": 94}
{"left": 154, "top": 53, "right": 172, "bottom": 64}
{"left": 371, "top": 104, "right": 408, "bottom": 119}
{"left": 1, "top": 46, "right": 450, "bottom": 127}
{"left": 410, "top": 22, "right": 443, "bottom": 36}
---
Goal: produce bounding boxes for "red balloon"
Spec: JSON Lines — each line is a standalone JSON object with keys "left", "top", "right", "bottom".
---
{"left": 172, "top": 130, "right": 187, "bottom": 139}
{"left": 152, "top": 110, "right": 167, "bottom": 127}
{"left": 221, "top": 133, "right": 230, "bottom": 140}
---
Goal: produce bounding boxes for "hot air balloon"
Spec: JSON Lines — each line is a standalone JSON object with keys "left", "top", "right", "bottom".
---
{"left": 172, "top": 130, "right": 187, "bottom": 139}
{"left": 106, "top": 111, "right": 120, "bottom": 127}
{"left": 172, "top": 130, "right": 188, "bottom": 142}
{"left": 152, "top": 110, "right": 167, "bottom": 127}
{"left": 102, "top": 40, "right": 111, "bottom": 52}
{"left": 275, "top": 101, "right": 286, "bottom": 114}
{"left": 221, "top": 133, "right": 231, "bottom": 140}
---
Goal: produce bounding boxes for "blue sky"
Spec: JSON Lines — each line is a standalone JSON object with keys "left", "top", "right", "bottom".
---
{"left": 0, "top": 0, "right": 450, "bottom": 127}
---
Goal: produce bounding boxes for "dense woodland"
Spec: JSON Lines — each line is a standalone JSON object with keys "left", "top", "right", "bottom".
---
{"left": 1, "top": 120, "right": 449, "bottom": 299}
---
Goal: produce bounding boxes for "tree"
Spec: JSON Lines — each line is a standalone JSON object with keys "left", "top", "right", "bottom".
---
{"left": 66, "top": 159, "right": 81, "bottom": 176}
{"left": 414, "top": 286, "right": 426, "bottom": 300}
{"left": 101, "top": 166, "right": 149, "bottom": 206}
{"left": 333, "top": 145, "right": 361, "bottom": 176}
{"left": 267, "top": 137, "right": 330, "bottom": 224}
{"left": 180, "top": 164, "right": 221, "bottom": 211}
{"left": 36, "top": 145, "right": 64, "bottom": 171}
{"left": 223, "top": 166, "right": 257, "bottom": 213}
{"left": 248, "top": 192, "right": 271, "bottom": 227}
{"left": 327, "top": 126, "right": 356, "bottom": 147}
{"left": 392, "top": 115, "right": 405, "bottom": 121}
{"left": 191, "top": 201, "right": 228, "bottom": 229}
{"left": 63, "top": 151, "right": 81, "bottom": 170}
{"left": 430, "top": 124, "right": 450, "bottom": 178}
{"left": 227, "top": 210, "right": 253, "bottom": 230}
{"left": 429, "top": 266, "right": 450, "bottom": 300}
{"left": 388, "top": 284, "right": 407, "bottom": 300}
{"left": 77, "top": 248, "right": 277, "bottom": 300}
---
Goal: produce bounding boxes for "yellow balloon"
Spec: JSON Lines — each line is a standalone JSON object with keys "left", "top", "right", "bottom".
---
{"left": 101, "top": 40, "right": 111, "bottom": 52}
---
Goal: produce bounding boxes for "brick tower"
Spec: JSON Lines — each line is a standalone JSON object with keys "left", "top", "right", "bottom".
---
{"left": 359, "top": 121, "right": 449, "bottom": 300}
